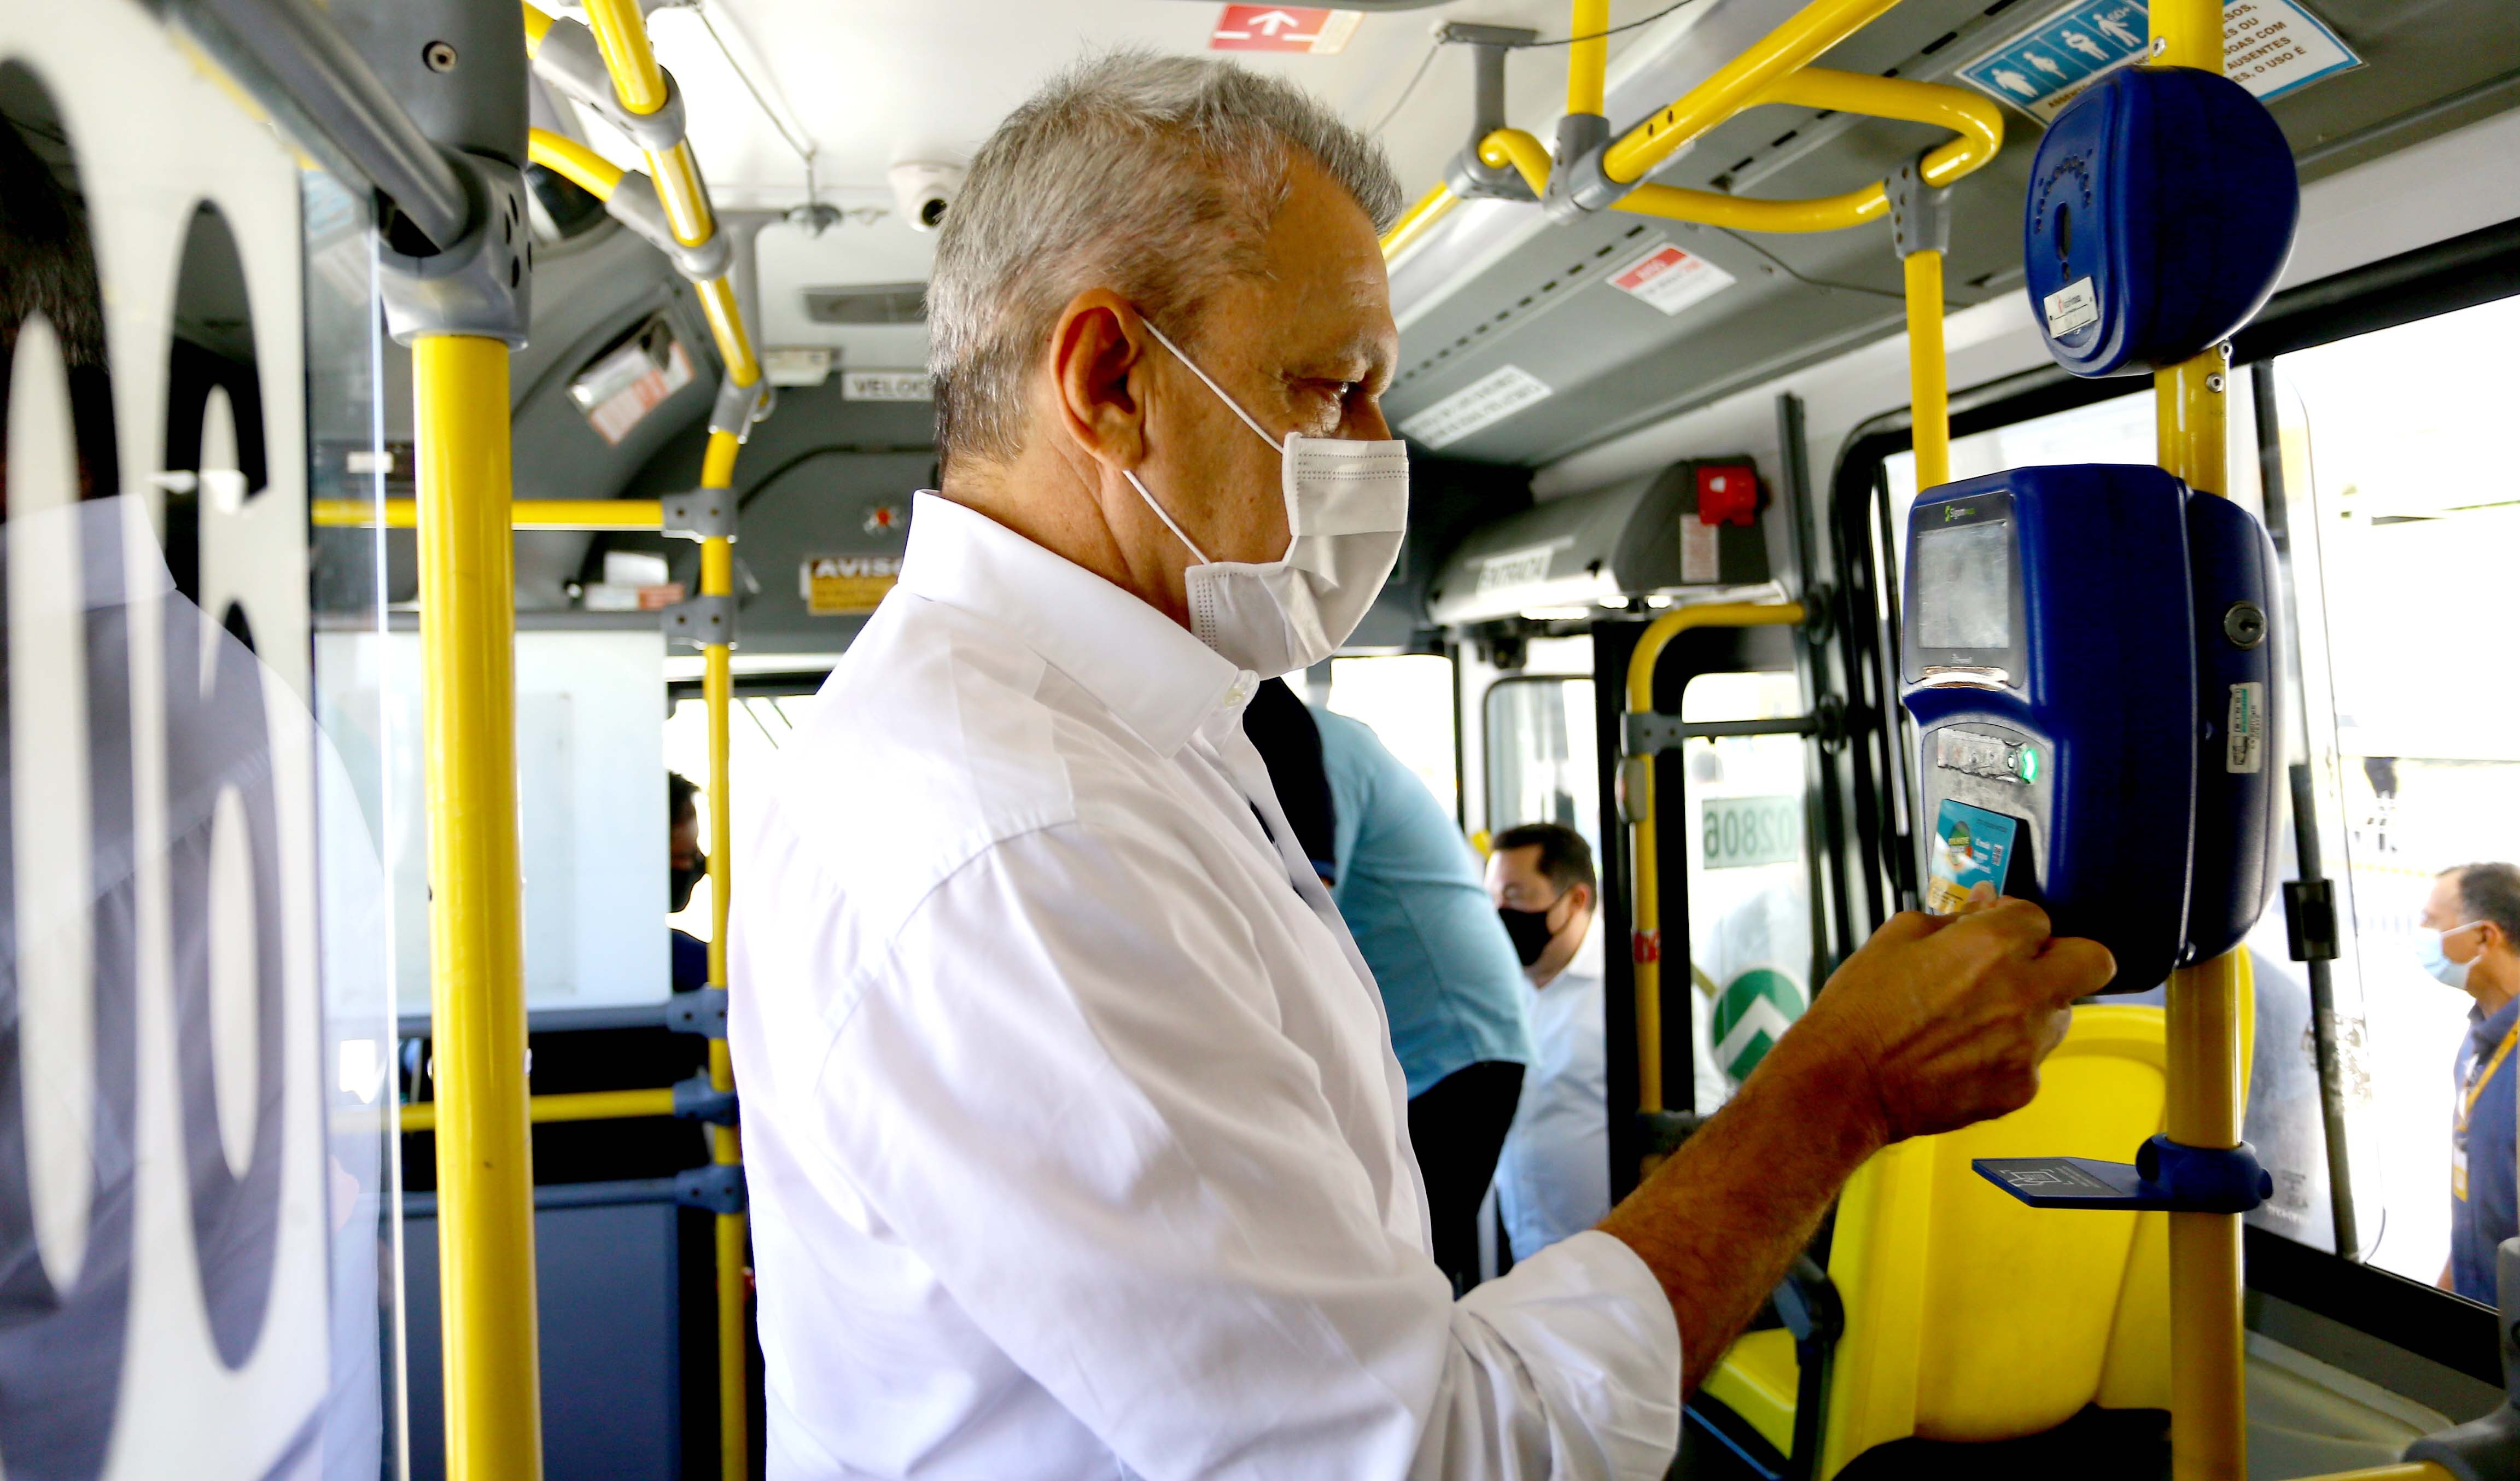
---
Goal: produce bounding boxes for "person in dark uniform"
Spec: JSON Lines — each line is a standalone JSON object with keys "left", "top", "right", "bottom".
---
{"left": 669, "top": 771, "right": 709, "bottom": 992}
{"left": 2422, "top": 861, "right": 2520, "bottom": 1302}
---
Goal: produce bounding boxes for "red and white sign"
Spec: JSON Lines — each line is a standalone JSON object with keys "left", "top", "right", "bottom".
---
{"left": 1209, "top": 5, "right": 1362, "bottom": 54}
{"left": 1607, "top": 241, "right": 1738, "bottom": 318}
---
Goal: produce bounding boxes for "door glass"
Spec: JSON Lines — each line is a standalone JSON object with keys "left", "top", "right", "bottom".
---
{"left": 1326, "top": 654, "right": 1459, "bottom": 821}
{"left": 1484, "top": 677, "right": 1599, "bottom": 861}
{"left": 2273, "top": 294, "right": 2520, "bottom": 1295}
{"left": 1679, "top": 671, "right": 1812, "bottom": 1107}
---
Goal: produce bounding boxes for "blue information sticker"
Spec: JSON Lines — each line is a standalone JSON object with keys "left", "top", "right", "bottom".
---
{"left": 1927, "top": 799, "right": 2021, "bottom": 914}
{"left": 1956, "top": 0, "right": 2360, "bottom": 121}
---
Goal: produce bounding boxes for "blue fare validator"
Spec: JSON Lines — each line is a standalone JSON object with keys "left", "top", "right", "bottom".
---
{"left": 1926, "top": 799, "right": 2022, "bottom": 915}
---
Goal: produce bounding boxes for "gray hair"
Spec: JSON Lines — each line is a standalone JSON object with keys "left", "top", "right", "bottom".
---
{"left": 927, "top": 51, "right": 1403, "bottom": 467}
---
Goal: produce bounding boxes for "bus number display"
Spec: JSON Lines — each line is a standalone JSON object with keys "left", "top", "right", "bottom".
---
{"left": 1702, "top": 795, "right": 1801, "bottom": 870}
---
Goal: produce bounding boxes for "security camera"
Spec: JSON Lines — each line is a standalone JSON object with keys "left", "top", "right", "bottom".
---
{"left": 888, "top": 161, "right": 965, "bottom": 233}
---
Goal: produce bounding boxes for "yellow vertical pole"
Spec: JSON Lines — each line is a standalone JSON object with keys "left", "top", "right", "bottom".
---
{"left": 1568, "top": 0, "right": 1611, "bottom": 116}
{"left": 2151, "top": 2, "right": 2243, "bottom": 1474}
{"left": 414, "top": 334, "right": 544, "bottom": 1481}
{"left": 698, "top": 428, "right": 747, "bottom": 1481}
{"left": 1904, "top": 248, "right": 1951, "bottom": 489}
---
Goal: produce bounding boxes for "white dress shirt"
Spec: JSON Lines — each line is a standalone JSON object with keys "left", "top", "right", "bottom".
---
{"left": 730, "top": 493, "right": 1681, "bottom": 1481}
{"left": 1495, "top": 922, "right": 1734, "bottom": 1262}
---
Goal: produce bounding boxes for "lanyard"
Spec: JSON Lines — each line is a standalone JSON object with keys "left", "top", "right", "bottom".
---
{"left": 2460, "top": 1022, "right": 2520, "bottom": 1132}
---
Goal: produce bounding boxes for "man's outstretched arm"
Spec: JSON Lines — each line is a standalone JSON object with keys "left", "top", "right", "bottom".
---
{"left": 1599, "top": 892, "right": 2114, "bottom": 1392}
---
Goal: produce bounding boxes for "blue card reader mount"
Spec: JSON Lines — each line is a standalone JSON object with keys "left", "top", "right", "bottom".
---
{"left": 1898, "top": 464, "right": 2281, "bottom": 993}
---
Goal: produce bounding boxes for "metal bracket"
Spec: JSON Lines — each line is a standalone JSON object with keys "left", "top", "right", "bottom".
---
{"left": 1440, "top": 24, "right": 1541, "bottom": 203}
{"left": 662, "top": 489, "right": 738, "bottom": 542}
{"left": 671, "top": 1072, "right": 738, "bottom": 1126}
{"left": 663, "top": 593, "right": 738, "bottom": 650}
{"left": 1886, "top": 149, "right": 1951, "bottom": 259}
{"left": 1623, "top": 709, "right": 1827, "bottom": 755}
{"left": 604, "top": 171, "right": 732, "bottom": 282}
{"left": 673, "top": 1163, "right": 747, "bottom": 1215}
{"left": 531, "top": 18, "right": 690, "bottom": 156}
{"left": 664, "top": 986, "right": 728, "bottom": 1038}
{"left": 377, "top": 149, "right": 532, "bottom": 346}
{"left": 709, "top": 374, "right": 772, "bottom": 439}
{"left": 2283, "top": 878, "right": 2340, "bottom": 963}
{"left": 1540, "top": 112, "right": 1619, "bottom": 223}
{"left": 1975, "top": 1135, "right": 2273, "bottom": 1214}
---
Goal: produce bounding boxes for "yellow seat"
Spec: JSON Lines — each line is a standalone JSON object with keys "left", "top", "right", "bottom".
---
{"left": 1694, "top": 971, "right": 2258, "bottom": 1478}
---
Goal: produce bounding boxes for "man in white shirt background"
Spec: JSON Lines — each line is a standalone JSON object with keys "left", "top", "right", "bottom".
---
{"left": 730, "top": 50, "right": 2113, "bottom": 1480}
{"left": 1488, "top": 824, "right": 1734, "bottom": 1265}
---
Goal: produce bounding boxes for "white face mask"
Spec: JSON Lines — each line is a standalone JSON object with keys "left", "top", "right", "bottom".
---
{"left": 1122, "top": 319, "right": 1408, "bottom": 679}
{"left": 2422, "top": 923, "right": 2487, "bottom": 991}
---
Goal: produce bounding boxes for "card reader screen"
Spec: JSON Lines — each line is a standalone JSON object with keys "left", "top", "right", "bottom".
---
{"left": 1915, "top": 520, "right": 2012, "bottom": 649}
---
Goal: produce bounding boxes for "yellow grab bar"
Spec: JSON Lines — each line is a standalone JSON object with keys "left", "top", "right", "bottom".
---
{"left": 413, "top": 332, "right": 545, "bottom": 1479}
{"left": 1601, "top": 0, "right": 1903, "bottom": 185}
{"left": 1380, "top": 182, "right": 1460, "bottom": 258}
{"left": 312, "top": 498, "right": 664, "bottom": 531}
{"left": 1624, "top": 602, "right": 1807, "bottom": 1113}
{"left": 1384, "top": 0, "right": 2004, "bottom": 255}
{"left": 1567, "top": 0, "right": 1612, "bottom": 116}
{"left": 401, "top": 1087, "right": 679, "bottom": 1135}
{"left": 527, "top": 126, "right": 623, "bottom": 201}
{"left": 696, "top": 428, "right": 748, "bottom": 1481}
{"left": 579, "top": 0, "right": 669, "bottom": 116}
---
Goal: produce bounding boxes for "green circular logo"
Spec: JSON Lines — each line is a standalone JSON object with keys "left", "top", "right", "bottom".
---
{"left": 1710, "top": 967, "right": 1806, "bottom": 1083}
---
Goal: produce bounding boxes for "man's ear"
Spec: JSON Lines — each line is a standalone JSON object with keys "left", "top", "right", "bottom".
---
{"left": 1048, "top": 288, "right": 1150, "bottom": 472}
{"left": 1568, "top": 882, "right": 1596, "bottom": 919}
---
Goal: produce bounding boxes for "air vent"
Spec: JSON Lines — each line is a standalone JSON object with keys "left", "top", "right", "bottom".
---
{"left": 802, "top": 283, "right": 928, "bottom": 325}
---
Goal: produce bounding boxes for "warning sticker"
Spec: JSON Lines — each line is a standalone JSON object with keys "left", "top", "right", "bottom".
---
{"left": 1207, "top": 5, "right": 1362, "bottom": 55}
{"left": 2227, "top": 680, "right": 2266, "bottom": 773}
{"left": 802, "top": 555, "right": 902, "bottom": 615}
{"left": 1397, "top": 364, "right": 1552, "bottom": 450}
{"left": 841, "top": 370, "right": 932, "bottom": 402}
{"left": 1680, "top": 518, "right": 1720, "bottom": 582}
{"left": 1956, "top": 0, "right": 2360, "bottom": 123}
{"left": 1607, "top": 242, "right": 1737, "bottom": 319}
{"left": 2044, "top": 276, "right": 2100, "bottom": 336}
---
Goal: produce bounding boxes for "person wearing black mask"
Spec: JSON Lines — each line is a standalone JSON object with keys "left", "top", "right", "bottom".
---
{"left": 669, "top": 772, "right": 709, "bottom": 992}
{"left": 1486, "top": 823, "right": 1608, "bottom": 1261}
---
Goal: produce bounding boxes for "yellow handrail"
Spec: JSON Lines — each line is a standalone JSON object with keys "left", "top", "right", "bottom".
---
{"left": 1567, "top": 0, "right": 1612, "bottom": 116}
{"left": 1623, "top": 602, "right": 1807, "bottom": 1114}
{"left": 415, "top": 333, "right": 545, "bottom": 1479}
{"left": 527, "top": 126, "right": 623, "bottom": 201}
{"left": 697, "top": 429, "right": 746, "bottom": 1481}
{"left": 401, "top": 1087, "right": 679, "bottom": 1135}
{"left": 1381, "top": 0, "right": 2004, "bottom": 252}
{"left": 1904, "top": 247, "right": 1950, "bottom": 488}
{"left": 313, "top": 498, "right": 664, "bottom": 531}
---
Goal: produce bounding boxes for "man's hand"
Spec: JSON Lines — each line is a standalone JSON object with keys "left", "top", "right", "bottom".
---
{"left": 1597, "top": 887, "right": 2113, "bottom": 1393}
{"left": 1788, "top": 886, "right": 2115, "bottom": 1146}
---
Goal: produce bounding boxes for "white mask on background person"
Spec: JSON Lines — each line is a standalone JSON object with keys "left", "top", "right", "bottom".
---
{"left": 2421, "top": 923, "right": 2486, "bottom": 990}
{"left": 2409, "top": 922, "right": 2489, "bottom": 987}
{"left": 1121, "top": 318, "right": 1408, "bottom": 679}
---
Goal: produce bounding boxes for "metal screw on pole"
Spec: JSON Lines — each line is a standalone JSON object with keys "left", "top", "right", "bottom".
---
{"left": 2206, "top": 372, "right": 2227, "bottom": 393}
{"left": 424, "top": 40, "right": 459, "bottom": 73}
{"left": 2150, "top": 35, "right": 2169, "bottom": 56}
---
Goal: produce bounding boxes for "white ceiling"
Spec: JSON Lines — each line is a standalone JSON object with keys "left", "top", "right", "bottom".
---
{"left": 546, "top": 1, "right": 1691, "bottom": 356}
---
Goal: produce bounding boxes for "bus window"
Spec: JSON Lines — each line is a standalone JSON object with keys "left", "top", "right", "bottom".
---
{"left": 1679, "top": 670, "right": 1813, "bottom": 1101}
{"left": 1322, "top": 654, "right": 1458, "bottom": 823}
{"left": 2271, "top": 293, "right": 2520, "bottom": 1295}
{"left": 1484, "top": 676, "right": 1599, "bottom": 861}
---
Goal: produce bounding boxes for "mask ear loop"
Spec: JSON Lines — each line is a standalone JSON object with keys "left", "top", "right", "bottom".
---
{"left": 1122, "top": 468, "right": 1212, "bottom": 564}
{"left": 1139, "top": 318, "right": 1288, "bottom": 454}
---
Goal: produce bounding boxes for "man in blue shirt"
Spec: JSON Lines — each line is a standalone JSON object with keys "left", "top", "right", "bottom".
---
{"left": 2422, "top": 861, "right": 2520, "bottom": 1303}
{"left": 1243, "top": 681, "right": 1533, "bottom": 1291}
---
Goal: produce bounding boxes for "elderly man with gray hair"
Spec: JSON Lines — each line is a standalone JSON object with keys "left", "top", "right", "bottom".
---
{"left": 730, "top": 50, "right": 2108, "bottom": 1481}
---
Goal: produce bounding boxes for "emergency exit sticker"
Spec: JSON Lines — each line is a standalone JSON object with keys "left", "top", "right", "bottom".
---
{"left": 1607, "top": 241, "right": 1737, "bottom": 318}
{"left": 1956, "top": 0, "right": 2359, "bottom": 122}
{"left": 802, "top": 555, "right": 901, "bottom": 615}
{"left": 1209, "top": 6, "right": 1362, "bottom": 54}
